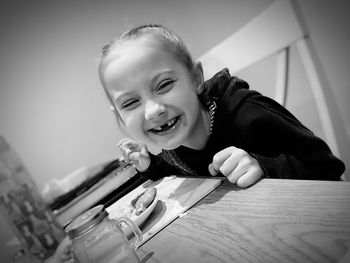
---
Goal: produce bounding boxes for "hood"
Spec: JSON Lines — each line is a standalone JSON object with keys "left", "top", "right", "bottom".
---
{"left": 200, "top": 68, "right": 252, "bottom": 112}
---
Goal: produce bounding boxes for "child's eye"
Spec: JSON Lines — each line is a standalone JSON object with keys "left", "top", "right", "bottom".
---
{"left": 156, "top": 79, "right": 176, "bottom": 93}
{"left": 120, "top": 99, "right": 140, "bottom": 110}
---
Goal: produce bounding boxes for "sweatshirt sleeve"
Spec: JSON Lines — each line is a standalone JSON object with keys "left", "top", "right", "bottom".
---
{"left": 235, "top": 93, "right": 345, "bottom": 180}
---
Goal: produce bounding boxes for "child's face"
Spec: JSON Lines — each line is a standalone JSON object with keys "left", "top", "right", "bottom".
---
{"left": 102, "top": 40, "right": 207, "bottom": 150}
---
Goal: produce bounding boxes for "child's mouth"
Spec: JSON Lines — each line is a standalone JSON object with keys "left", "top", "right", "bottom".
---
{"left": 148, "top": 116, "right": 180, "bottom": 134}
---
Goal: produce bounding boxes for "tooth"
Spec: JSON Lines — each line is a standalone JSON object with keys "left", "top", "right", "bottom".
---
{"left": 151, "top": 117, "right": 178, "bottom": 133}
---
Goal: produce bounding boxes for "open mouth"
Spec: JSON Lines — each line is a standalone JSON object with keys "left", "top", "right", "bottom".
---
{"left": 148, "top": 116, "right": 181, "bottom": 134}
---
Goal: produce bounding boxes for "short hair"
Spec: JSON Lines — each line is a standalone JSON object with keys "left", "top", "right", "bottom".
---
{"left": 100, "top": 24, "right": 195, "bottom": 72}
{"left": 98, "top": 24, "right": 195, "bottom": 124}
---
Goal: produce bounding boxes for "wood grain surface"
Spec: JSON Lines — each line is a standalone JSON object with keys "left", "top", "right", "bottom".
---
{"left": 138, "top": 179, "right": 350, "bottom": 263}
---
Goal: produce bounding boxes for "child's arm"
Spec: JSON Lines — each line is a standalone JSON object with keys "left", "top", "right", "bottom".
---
{"left": 202, "top": 71, "right": 343, "bottom": 182}
{"left": 232, "top": 93, "right": 345, "bottom": 180}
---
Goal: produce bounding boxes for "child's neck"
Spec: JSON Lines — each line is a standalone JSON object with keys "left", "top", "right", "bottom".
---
{"left": 183, "top": 108, "right": 211, "bottom": 150}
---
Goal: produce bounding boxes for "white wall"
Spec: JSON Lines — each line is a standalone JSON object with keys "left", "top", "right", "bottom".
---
{"left": 0, "top": 0, "right": 349, "bottom": 190}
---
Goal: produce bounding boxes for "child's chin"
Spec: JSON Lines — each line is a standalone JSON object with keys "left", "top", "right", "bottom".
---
{"left": 157, "top": 140, "right": 181, "bottom": 151}
{"left": 148, "top": 131, "right": 185, "bottom": 150}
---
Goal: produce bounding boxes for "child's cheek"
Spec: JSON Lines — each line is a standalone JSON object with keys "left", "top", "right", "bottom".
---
{"left": 123, "top": 112, "right": 143, "bottom": 134}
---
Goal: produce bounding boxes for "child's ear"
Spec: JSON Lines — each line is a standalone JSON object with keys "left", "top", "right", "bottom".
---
{"left": 194, "top": 61, "right": 204, "bottom": 95}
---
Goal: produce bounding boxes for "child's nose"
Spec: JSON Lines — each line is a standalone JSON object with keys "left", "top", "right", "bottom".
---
{"left": 144, "top": 100, "right": 166, "bottom": 121}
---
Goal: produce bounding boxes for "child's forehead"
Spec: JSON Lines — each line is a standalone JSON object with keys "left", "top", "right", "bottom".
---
{"left": 106, "top": 43, "right": 178, "bottom": 72}
{"left": 103, "top": 43, "right": 188, "bottom": 92}
{"left": 104, "top": 39, "right": 185, "bottom": 77}
{"left": 107, "top": 36, "right": 174, "bottom": 61}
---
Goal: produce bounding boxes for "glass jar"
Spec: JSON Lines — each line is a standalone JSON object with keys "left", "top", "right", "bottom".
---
{"left": 65, "top": 205, "right": 142, "bottom": 263}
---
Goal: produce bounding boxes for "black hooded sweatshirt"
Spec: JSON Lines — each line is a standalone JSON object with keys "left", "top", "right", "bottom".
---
{"left": 138, "top": 69, "right": 345, "bottom": 181}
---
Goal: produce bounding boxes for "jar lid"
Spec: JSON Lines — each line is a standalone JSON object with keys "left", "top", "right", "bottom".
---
{"left": 65, "top": 205, "right": 107, "bottom": 239}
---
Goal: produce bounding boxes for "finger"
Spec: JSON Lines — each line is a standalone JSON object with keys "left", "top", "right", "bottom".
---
{"left": 236, "top": 168, "right": 262, "bottom": 188}
{"left": 129, "top": 151, "right": 140, "bottom": 161}
{"left": 125, "top": 142, "right": 140, "bottom": 152}
{"left": 119, "top": 147, "right": 132, "bottom": 163}
{"left": 208, "top": 163, "right": 219, "bottom": 176}
{"left": 124, "top": 147, "right": 132, "bottom": 156}
{"left": 218, "top": 152, "right": 242, "bottom": 176}
{"left": 117, "top": 138, "right": 132, "bottom": 148}
{"left": 211, "top": 146, "right": 237, "bottom": 171}
{"left": 119, "top": 142, "right": 133, "bottom": 153}
{"left": 118, "top": 140, "right": 130, "bottom": 159}
{"left": 118, "top": 138, "right": 138, "bottom": 152}
{"left": 120, "top": 141, "right": 144, "bottom": 161}
{"left": 140, "top": 143, "right": 148, "bottom": 154}
{"left": 226, "top": 160, "right": 249, "bottom": 184}
{"left": 129, "top": 152, "right": 143, "bottom": 166}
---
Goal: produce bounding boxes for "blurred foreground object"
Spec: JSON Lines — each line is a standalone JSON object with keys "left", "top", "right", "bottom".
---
{"left": 0, "top": 135, "right": 65, "bottom": 261}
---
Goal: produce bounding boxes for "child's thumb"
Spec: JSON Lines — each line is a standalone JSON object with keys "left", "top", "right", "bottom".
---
{"left": 208, "top": 163, "right": 219, "bottom": 176}
{"left": 129, "top": 152, "right": 150, "bottom": 171}
{"left": 129, "top": 152, "right": 141, "bottom": 162}
{"left": 140, "top": 144, "right": 149, "bottom": 154}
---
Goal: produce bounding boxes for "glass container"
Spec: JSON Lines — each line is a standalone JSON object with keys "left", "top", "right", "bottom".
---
{"left": 65, "top": 205, "right": 142, "bottom": 263}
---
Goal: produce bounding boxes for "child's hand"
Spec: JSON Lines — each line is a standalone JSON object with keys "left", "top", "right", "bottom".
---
{"left": 208, "top": 146, "right": 263, "bottom": 188}
{"left": 117, "top": 138, "right": 151, "bottom": 172}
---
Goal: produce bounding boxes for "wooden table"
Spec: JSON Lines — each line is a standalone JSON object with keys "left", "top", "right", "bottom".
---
{"left": 137, "top": 179, "right": 350, "bottom": 263}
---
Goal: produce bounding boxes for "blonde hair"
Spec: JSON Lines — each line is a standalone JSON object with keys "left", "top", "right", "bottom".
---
{"left": 98, "top": 24, "right": 195, "bottom": 123}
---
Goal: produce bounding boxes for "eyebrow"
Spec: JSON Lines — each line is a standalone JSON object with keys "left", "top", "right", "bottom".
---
{"left": 150, "top": 69, "right": 176, "bottom": 84}
{"left": 115, "top": 93, "right": 131, "bottom": 106}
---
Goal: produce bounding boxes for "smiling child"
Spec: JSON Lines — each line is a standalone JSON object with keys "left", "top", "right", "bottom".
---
{"left": 98, "top": 24, "right": 345, "bottom": 187}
